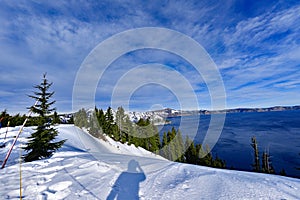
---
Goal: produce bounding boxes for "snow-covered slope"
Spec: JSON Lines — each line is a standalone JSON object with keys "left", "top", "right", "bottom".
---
{"left": 0, "top": 125, "right": 299, "bottom": 199}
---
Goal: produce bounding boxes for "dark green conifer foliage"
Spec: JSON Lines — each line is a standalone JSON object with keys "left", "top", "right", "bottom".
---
{"left": 184, "top": 136, "right": 197, "bottom": 164}
{"left": 166, "top": 128, "right": 176, "bottom": 160}
{"left": 162, "top": 132, "right": 168, "bottom": 147}
{"left": 125, "top": 115, "right": 134, "bottom": 142}
{"left": 279, "top": 168, "right": 286, "bottom": 176}
{"left": 52, "top": 111, "right": 60, "bottom": 124}
{"left": 104, "top": 107, "right": 118, "bottom": 139}
{"left": 175, "top": 129, "right": 185, "bottom": 162}
{"left": 136, "top": 118, "right": 150, "bottom": 150}
{"left": 74, "top": 108, "right": 88, "bottom": 128}
{"left": 0, "top": 110, "right": 9, "bottom": 127}
{"left": 23, "top": 73, "right": 66, "bottom": 162}
{"left": 160, "top": 132, "right": 168, "bottom": 158}
{"left": 95, "top": 107, "right": 105, "bottom": 128}
{"left": 151, "top": 133, "right": 160, "bottom": 152}
{"left": 88, "top": 111, "right": 102, "bottom": 138}
{"left": 116, "top": 107, "right": 128, "bottom": 143}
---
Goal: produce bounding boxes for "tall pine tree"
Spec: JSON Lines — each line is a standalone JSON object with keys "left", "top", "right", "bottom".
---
{"left": 52, "top": 111, "right": 60, "bottom": 124}
{"left": 23, "top": 73, "right": 66, "bottom": 162}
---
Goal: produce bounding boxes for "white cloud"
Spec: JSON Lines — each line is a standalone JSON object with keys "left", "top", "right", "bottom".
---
{"left": 0, "top": 1, "right": 299, "bottom": 113}
{"left": 224, "top": 5, "right": 300, "bottom": 48}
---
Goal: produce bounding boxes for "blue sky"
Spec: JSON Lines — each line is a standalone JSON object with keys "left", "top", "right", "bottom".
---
{"left": 0, "top": 0, "right": 299, "bottom": 114}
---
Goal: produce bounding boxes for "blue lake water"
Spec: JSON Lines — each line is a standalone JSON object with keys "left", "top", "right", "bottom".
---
{"left": 158, "top": 110, "right": 300, "bottom": 178}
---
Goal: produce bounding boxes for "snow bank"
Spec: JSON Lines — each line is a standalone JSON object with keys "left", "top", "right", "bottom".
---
{"left": 0, "top": 125, "right": 299, "bottom": 199}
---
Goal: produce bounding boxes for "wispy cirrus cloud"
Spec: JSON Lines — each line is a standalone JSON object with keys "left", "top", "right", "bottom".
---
{"left": 0, "top": 0, "right": 299, "bottom": 113}
{"left": 216, "top": 4, "right": 300, "bottom": 107}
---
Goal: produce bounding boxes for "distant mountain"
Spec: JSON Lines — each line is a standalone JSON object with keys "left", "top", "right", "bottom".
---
{"left": 199, "top": 105, "right": 300, "bottom": 115}
{"left": 127, "top": 110, "right": 169, "bottom": 125}
{"left": 141, "top": 105, "right": 300, "bottom": 118}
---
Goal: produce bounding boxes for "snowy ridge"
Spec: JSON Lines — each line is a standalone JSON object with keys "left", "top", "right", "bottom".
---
{"left": 0, "top": 125, "right": 299, "bottom": 199}
{"left": 86, "top": 108, "right": 168, "bottom": 125}
{"left": 127, "top": 111, "right": 168, "bottom": 125}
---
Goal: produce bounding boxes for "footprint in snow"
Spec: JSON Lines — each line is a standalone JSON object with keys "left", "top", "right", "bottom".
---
{"left": 42, "top": 181, "right": 72, "bottom": 200}
{"left": 48, "top": 181, "right": 72, "bottom": 193}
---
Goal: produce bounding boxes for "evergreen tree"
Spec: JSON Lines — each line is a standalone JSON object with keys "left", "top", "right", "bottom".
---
{"left": 202, "top": 145, "right": 213, "bottom": 166}
{"left": 162, "top": 132, "right": 168, "bottom": 147}
{"left": 195, "top": 144, "right": 205, "bottom": 165}
{"left": 88, "top": 111, "right": 103, "bottom": 138}
{"left": 160, "top": 132, "right": 168, "bottom": 158}
{"left": 116, "top": 107, "right": 128, "bottom": 143}
{"left": 250, "top": 137, "right": 276, "bottom": 174}
{"left": 104, "top": 107, "right": 118, "bottom": 139}
{"left": 145, "top": 122, "right": 160, "bottom": 153}
{"left": 149, "top": 132, "right": 160, "bottom": 153}
{"left": 136, "top": 119, "right": 148, "bottom": 149}
{"left": 262, "top": 150, "right": 275, "bottom": 174}
{"left": 175, "top": 129, "right": 185, "bottom": 162}
{"left": 23, "top": 73, "right": 66, "bottom": 162}
{"left": 0, "top": 110, "right": 9, "bottom": 127}
{"left": 52, "top": 111, "right": 60, "bottom": 124}
{"left": 251, "top": 136, "right": 260, "bottom": 172}
{"left": 167, "top": 128, "right": 176, "bottom": 160}
{"left": 133, "top": 117, "right": 159, "bottom": 152}
{"left": 184, "top": 136, "right": 197, "bottom": 164}
{"left": 74, "top": 108, "right": 88, "bottom": 128}
{"left": 170, "top": 128, "right": 185, "bottom": 162}
{"left": 105, "top": 107, "right": 114, "bottom": 123}
{"left": 279, "top": 168, "right": 286, "bottom": 176}
{"left": 212, "top": 154, "right": 226, "bottom": 168}
{"left": 182, "top": 135, "right": 225, "bottom": 168}
{"left": 145, "top": 123, "right": 159, "bottom": 152}
{"left": 124, "top": 115, "right": 136, "bottom": 145}
{"left": 95, "top": 107, "right": 105, "bottom": 129}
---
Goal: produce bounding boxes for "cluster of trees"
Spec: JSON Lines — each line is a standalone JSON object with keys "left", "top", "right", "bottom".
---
{"left": 160, "top": 127, "right": 184, "bottom": 161}
{"left": 0, "top": 110, "right": 38, "bottom": 127}
{"left": 183, "top": 137, "right": 225, "bottom": 168}
{"left": 74, "top": 107, "right": 161, "bottom": 151}
{"left": 0, "top": 110, "right": 70, "bottom": 128}
{"left": 74, "top": 106, "right": 226, "bottom": 169}
{"left": 160, "top": 127, "right": 225, "bottom": 168}
{"left": 250, "top": 136, "right": 287, "bottom": 175}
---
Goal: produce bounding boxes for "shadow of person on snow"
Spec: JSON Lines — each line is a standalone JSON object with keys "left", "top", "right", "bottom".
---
{"left": 106, "top": 159, "right": 146, "bottom": 200}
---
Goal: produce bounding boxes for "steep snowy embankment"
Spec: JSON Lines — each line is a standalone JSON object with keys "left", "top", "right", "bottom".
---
{"left": 0, "top": 125, "right": 299, "bottom": 199}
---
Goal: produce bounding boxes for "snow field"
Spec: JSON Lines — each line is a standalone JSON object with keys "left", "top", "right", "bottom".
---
{"left": 0, "top": 125, "right": 299, "bottom": 199}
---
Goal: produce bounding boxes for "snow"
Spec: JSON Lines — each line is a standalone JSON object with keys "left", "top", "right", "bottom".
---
{"left": 127, "top": 111, "right": 167, "bottom": 125}
{"left": 0, "top": 125, "right": 299, "bottom": 199}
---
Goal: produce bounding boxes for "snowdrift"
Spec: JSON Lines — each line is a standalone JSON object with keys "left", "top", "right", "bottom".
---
{"left": 0, "top": 125, "right": 299, "bottom": 199}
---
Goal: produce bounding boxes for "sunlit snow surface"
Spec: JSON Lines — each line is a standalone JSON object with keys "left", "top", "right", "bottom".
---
{"left": 0, "top": 125, "right": 299, "bottom": 199}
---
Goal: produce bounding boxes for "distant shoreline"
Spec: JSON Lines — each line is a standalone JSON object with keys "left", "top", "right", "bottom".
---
{"left": 152, "top": 105, "right": 300, "bottom": 117}
{"left": 200, "top": 105, "right": 300, "bottom": 115}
